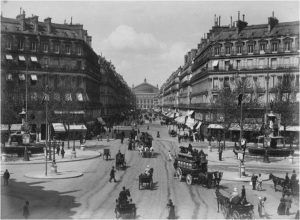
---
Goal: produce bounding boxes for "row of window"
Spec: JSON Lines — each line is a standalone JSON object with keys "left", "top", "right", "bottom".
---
{"left": 214, "top": 41, "right": 292, "bottom": 55}
{"left": 5, "top": 39, "right": 82, "bottom": 55}
{"left": 137, "top": 99, "right": 154, "bottom": 104}
{"left": 28, "top": 92, "right": 85, "bottom": 102}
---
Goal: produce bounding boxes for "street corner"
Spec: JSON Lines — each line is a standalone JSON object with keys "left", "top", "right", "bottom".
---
{"left": 221, "top": 171, "right": 270, "bottom": 182}
{"left": 24, "top": 170, "right": 83, "bottom": 179}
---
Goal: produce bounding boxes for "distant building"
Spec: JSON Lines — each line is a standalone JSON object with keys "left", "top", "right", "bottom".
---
{"left": 132, "top": 79, "right": 159, "bottom": 110}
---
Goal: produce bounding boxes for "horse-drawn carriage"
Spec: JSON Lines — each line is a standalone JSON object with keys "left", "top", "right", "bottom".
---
{"left": 269, "top": 173, "right": 299, "bottom": 195}
{"left": 140, "top": 132, "right": 153, "bottom": 148}
{"left": 115, "top": 190, "right": 136, "bottom": 219}
{"left": 174, "top": 146, "right": 222, "bottom": 188}
{"left": 139, "top": 168, "right": 154, "bottom": 190}
{"left": 169, "top": 130, "right": 177, "bottom": 137}
{"left": 115, "top": 153, "right": 126, "bottom": 170}
{"left": 103, "top": 148, "right": 111, "bottom": 160}
{"left": 216, "top": 189, "right": 254, "bottom": 219}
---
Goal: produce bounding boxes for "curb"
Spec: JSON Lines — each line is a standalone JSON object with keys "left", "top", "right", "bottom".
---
{"left": 24, "top": 171, "right": 83, "bottom": 179}
{"left": 1, "top": 154, "right": 101, "bottom": 165}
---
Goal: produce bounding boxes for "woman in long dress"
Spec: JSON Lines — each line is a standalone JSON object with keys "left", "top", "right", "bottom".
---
{"left": 277, "top": 194, "right": 286, "bottom": 215}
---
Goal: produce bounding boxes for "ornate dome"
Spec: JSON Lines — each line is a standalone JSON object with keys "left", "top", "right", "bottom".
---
{"left": 133, "top": 79, "right": 159, "bottom": 94}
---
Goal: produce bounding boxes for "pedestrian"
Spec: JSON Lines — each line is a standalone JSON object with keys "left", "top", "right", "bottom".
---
{"left": 166, "top": 199, "right": 175, "bottom": 219}
{"left": 168, "top": 150, "right": 172, "bottom": 161}
{"left": 285, "top": 172, "right": 290, "bottom": 189}
{"left": 107, "top": 134, "right": 109, "bottom": 142}
{"left": 241, "top": 185, "right": 246, "bottom": 202}
{"left": 61, "top": 147, "right": 65, "bottom": 159}
{"left": 258, "top": 196, "right": 267, "bottom": 218}
{"left": 257, "top": 173, "right": 263, "bottom": 191}
{"left": 109, "top": 166, "right": 117, "bottom": 183}
{"left": 218, "top": 144, "right": 223, "bottom": 161}
{"left": 3, "top": 169, "right": 10, "bottom": 186}
{"left": 23, "top": 201, "right": 30, "bottom": 219}
{"left": 251, "top": 174, "right": 257, "bottom": 190}
{"left": 178, "top": 135, "right": 181, "bottom": 143}
{"left": 56, "top": 145, "right": 60, "bottom": 156}
{"left": 285, "top": 192, "right": 292, "bottom": 215}
{"left": 97, "top": 134, "right": 100, "bottom": 141}
{"left": 277, "top": 193, "right": 286, "bottom": 215}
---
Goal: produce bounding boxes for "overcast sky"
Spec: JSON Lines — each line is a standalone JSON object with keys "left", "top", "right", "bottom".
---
{"left": 2, "top": 1, "right": 299, "bottom": 88}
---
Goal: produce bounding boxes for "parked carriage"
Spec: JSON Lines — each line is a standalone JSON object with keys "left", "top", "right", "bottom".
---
{"left": 140, "top": 132, "right": 153, "bottom": 148}
{"left": 139, "top": 168, "right": 154, "bottom": 190}
{"left": 216, "top": 189, "right": 254, "bottom": 219}
{"left": 174, "top": 146, "right": 222, "bottom": 188}
{"left": 115, "top": 200, "right": 136, "bottom": 219}
{"left": 269, "top": 173, "right": 299, "bottom": 194}
{"left": 115, "top": 153, "right": 126, "bottom": 170}
{"left": 103, "top": 148, "right": 111, "bottom": 160}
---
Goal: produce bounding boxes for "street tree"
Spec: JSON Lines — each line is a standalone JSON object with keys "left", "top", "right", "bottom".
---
{"left": 270, "top": 73, "right": 298, "bottom": 142}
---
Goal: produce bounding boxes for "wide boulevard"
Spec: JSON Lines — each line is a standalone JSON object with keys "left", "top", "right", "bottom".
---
{"left": 1, "top": 121, "right": 299, "bottom": 219}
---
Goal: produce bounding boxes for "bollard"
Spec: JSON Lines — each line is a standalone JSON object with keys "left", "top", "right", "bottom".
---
{"left": 51, "top": 162, "right": 57, "bottom": 173}
{"left": 80, "top": 144, "right": 85, "bottom": 151}
{"left": 241, "top": 164, "right": 246, "bottom": 176}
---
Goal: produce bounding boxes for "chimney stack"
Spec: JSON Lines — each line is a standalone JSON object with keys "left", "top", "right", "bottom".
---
{"left": 16, "top": 10, "right": 26, "bottom": 31}
{"left": 238, "top": 11, "right": 240, "bottom": 20}
{"left": 44, "top": 17, "right": 52, "bottom": 33}
{"left": 219, "top": 16, "right": 221, "bottom": 26}
{"left": 31, "top": 15, "right": 39, "bottom": 32}
{"left": 268, "top": 13, "right": 279, "bottom": 32}
{"left": 230, "top": 16, "right": 232, "bottom": 27}
{"left": 243, "top": 14, "right": 245, "bottom": 22}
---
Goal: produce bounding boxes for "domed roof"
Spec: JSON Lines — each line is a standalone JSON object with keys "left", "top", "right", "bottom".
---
{"left": 133, "top": 79, "right": 159, "bottom": 94}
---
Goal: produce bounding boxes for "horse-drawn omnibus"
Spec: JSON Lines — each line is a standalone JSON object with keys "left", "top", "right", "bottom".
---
{"left": 174, "top": 146, "right": 222, "bottom": 188}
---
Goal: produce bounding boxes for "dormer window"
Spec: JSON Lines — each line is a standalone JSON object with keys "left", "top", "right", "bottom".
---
{"left": 225, "top": 46, "right": 231, "bottom": 55}
{"left": 284, "top": 41, "right": 291, "bottom": 51}
{"left": 31, "top": 42, "right": 37, "bottom": 51}
{"left": 236, "top": 45, "right": 242, "bottom": 54}
{"left": 43, "top": 43, "right": 48, "bottom": 53}
{"left": 5, "top": 39, "right": 12, "bottom": 50}
{"left": 54, "top": 44, "right": 60, "bottom": 53}
{"left": 260, "top": 43, "right": 266, "bottom": 51}
{"left": 65, "top": 45, "right": 71, "bottom": 55}
{"left": 214, "top": 47, "right": 220, "bottom": 56}
{"left": 18, "top": 39, "right": 24, "bottom": 51}
{"left": 272, "top": 43, "right": 278, "bottom": 52}
{"left": 77, "top": 46, "right": 82, "bottom": 55}
{"left": 247, "top": 45, "right": 253, "bottom": 54}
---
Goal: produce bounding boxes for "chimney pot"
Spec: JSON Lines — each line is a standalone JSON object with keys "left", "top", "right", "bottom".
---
{"left": 238, "top": 11, "right": 240, "bottom": 20}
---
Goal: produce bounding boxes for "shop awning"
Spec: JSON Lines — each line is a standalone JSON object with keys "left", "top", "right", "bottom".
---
{"left": 187, "top": 110, "right": 194, "bottom": 116}
{"left": 174, "top": 112, "right": 180, "bottom": 118}
{"left": 5, "top": 54, "right": 13, "bottom": 60}
{"left": 1, "top": 124, "right": 9, "bottom": 131}
{"left": 31, "top": 56, "right": 38, "bottom": 62}
{"left": 18, "top": 55, "right": 26, "bottom": 61}
{"left": 31, "top": 75, "right": 37, "bottom": 81}
{"left": 52, "top": 123, "right": 66, "bottom": 132}
{"left": 166, "top": 112, "right": 174, "bottom": 118}
{"left": 196, "top": 121, "right": 202, "bottom": 130}
{"left": 229, "top": 123, "right": 260, "bottom": 131}
{"left": 19, "top": 74, "right": 25, "bottom": 80}
{"left": 97, "top": 117, "right": 106, "bottom": 125}
{"left": 212, "top": 60, "right": 219, "bottom": 67}
{"left": 185, "top": 117, "right": 196, "bottom": 129}
{"left": 68, "top": 124, "right": 87, "bottom": 131}
{"left": 6, "top": 74, "right": 13, "bottom": 81}
{"left": 10, "top": 124, "right": 22, "bottom": 131}
{"left": 280, "top": 125, "right": 300, "bottom": 132}
{"left": 76, "top": 93, "right": 83, "bottom": 101}
{"left": 208, "top": 124, "right": 223, "bottom": 129}
{"left": 175, "top": 115, "right": 186, "bottom": 124}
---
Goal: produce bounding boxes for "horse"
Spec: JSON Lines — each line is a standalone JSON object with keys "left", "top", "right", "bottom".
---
{"left": 269, "top": 173, "right": 288, "bottom": 192}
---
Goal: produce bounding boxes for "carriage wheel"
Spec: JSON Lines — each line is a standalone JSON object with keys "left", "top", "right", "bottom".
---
{"left": 248, "top": 210, "right": 254, "bottom": 219}
{"left": 176, "top": 168, "right": 183, "bottom": 181}
{"left": 186, "top": 174, "right": 193, "bottom": 185}
{"left": 232, "top": 210, "right": 240, "bottom": 219}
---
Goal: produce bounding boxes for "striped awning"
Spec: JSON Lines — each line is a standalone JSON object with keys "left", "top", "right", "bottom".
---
{"left": 175, "top": 115, "right": 186, "bottom": 124}
{"left": 208, "top": 124, "right": 223, "bottom": 129}
{"left": 52, "top": 123, "right": 66, "bottom": 132}
{"left": 10, "top": 124, "right": 22, "bottom": 131}
{"left": 280, "top": 125, "right": 300, "bottom": 132}
{"left": 0, "top": 124, "right": 9, "bottom": 131}
{"left": 185, "top": 117, "right": 196, "bottom": 129}
{"left": 69, "top": 124, "right": 87, "bottom": 131}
